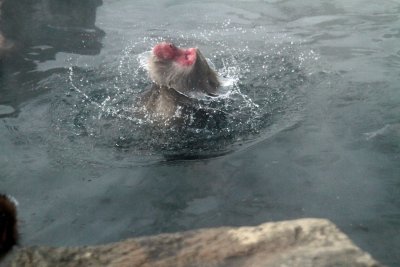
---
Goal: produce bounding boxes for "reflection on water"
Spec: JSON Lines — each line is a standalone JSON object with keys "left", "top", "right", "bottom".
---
{"left": 1, "top": 1, "right": 400, "bottom": 267}
{"left": 0, "top": 0, "right": 104, "bottom": 105}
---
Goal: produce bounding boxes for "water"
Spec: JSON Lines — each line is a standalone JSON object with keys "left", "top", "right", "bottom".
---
{"left": 1, "top": 0, "right": 399, "bottom": 266}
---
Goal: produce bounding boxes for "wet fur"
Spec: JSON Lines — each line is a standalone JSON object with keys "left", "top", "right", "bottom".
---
{"left": 142, "top": 48, "right": 220, "bottom": 122}
{"left": 148, "top": 49, "right": 220, "bottom": 96}
{"left": 0, "top": 194, "right": 18, "bottom": 257}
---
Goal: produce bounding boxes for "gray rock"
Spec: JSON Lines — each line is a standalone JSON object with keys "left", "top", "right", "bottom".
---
{"left": 0, "top": 0, "right": 14, "bottom": 57}
{"left": 2, "top": 218, "right": 383, "bottom": 267}
{"left": 0, "top": 0, "right": 104, "bottom": 59}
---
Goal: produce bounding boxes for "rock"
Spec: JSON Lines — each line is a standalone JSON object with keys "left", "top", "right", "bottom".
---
{"left": 0, "top": 0, "right": 104, "bottom": 59}
{"left": 2, "top": 218, "right": 383, "bottom": 267}
{"left": 0, "top": 0, "right": 14, "bottom": 58}
{"left": 0, "top": 31, "right": 14, "bottom": 57}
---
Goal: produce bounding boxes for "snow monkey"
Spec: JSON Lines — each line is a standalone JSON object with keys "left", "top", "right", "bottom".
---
{"left": 141, "top": 42, "right": 220, "bottom": 123}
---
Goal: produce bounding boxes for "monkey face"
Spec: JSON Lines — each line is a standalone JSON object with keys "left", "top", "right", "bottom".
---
{"left": 148, "top": 42, "right": 220, "bottom": 96}
{"left": 152, "top": 42, "right": 197, "bottom": 66}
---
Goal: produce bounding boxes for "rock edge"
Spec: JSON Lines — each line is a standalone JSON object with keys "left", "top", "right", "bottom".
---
{"left": 2, "top": 218, "right": 383, "bottom": 267}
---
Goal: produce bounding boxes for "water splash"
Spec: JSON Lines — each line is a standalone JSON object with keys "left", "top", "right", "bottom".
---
{"left": 44, "top": 28, "right": 315, "bottom": 166}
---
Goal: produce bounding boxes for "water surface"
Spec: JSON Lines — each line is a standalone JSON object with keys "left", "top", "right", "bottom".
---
{"left": 1, "top": 1, "right": 399, "bottom": 266}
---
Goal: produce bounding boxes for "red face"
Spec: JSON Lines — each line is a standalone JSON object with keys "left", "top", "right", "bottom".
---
{"left": 152, "top": 42, "right": 197, "bottom": 67}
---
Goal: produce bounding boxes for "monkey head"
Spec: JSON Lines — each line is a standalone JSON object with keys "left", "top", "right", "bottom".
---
{"left": 148, "top": 42, "right": 220, "bottom": 96}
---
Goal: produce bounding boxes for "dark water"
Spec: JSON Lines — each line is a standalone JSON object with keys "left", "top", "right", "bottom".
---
{"left": 1, "top": 0, "right": 400, "bottom": 266}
